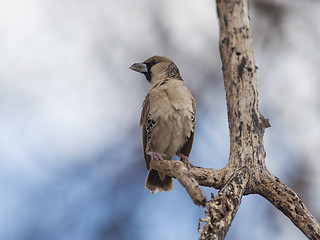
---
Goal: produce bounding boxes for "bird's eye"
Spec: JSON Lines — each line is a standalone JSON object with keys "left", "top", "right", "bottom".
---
{"left": 150, "top": 60, "right": 157, "bottom": 66}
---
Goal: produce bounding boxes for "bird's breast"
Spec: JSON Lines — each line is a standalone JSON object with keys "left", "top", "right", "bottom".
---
{"left": 149, "top": 83, "right": 194, "bottom": 126}
{"left": 146, "top": 81, "right": 195, "bottom": 157}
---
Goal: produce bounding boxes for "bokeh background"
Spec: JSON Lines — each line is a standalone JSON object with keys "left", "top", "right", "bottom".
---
{"left": 1, "top": 0, "right": 319, "bottom": 239}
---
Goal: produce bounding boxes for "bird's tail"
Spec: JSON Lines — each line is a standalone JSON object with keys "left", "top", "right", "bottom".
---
{"left": 145, "top": 169, "right": 173, "bottom": 193}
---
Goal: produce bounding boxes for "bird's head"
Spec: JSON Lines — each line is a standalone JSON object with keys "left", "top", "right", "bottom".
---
{"left": 129, "top": 56, "right": 182, "bottom": 86}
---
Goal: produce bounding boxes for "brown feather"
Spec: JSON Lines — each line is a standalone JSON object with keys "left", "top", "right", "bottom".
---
{"left": 145, "top": 169, "right": 173, "bottom": 193}
{"left": 135, "top": 56, "right": 196, "bottom": 193}
{"left": 141, "top": 94, "right": 151, "bottom": 170}
{"left": 179, "top": 131, "right": 195, "bottom": 158}
{"left": 179, "top": 95, "right": 196, "bottom": 158}
{"left": 143, "top": 56, "right": 173, "bottom": 65}
{"left": 141, "top": 93, "right": 174, "bottom": 192}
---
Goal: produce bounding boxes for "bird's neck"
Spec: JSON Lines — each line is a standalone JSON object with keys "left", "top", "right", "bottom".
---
{"left": 150, "top": 71, "right": 168, "bottom": 87}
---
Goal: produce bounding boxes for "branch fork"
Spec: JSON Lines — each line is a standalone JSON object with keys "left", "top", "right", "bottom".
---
{"left": 149, "top": 0, "right": 320, "bottom": 238}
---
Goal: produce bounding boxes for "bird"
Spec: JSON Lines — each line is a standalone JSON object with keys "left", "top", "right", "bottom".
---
{"left": 129, "top": 56, "right": 196, "bottom": 193}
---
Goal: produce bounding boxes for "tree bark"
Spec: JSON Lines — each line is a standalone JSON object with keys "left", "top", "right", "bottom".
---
{"left": 150, "top": 0, "right": 320, "bottom": 239}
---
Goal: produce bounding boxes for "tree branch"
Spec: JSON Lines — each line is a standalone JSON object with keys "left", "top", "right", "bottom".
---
{"left": 199, "top": 167, "right": 249, "bottom": 240}
{"left": 147, "top": 0, "right": 320, "bottom": 238}
{"left": 255, "top": 173, "right": 320, "bottom": 239}
{"left": 150, "top": 160, "right": 206, "bottom": 206}
{"left": 150, "top": 160, "right": 230, "bottom": 188}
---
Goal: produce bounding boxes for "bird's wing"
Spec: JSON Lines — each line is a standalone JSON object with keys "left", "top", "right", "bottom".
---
{"left": 179, "top": 93, "right": 196, "bottom": 158}
{"left": 140, "top": 94, "right": 153, "bottom": 170}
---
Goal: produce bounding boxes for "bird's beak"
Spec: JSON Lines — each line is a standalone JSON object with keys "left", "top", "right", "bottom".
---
{"left": 129, "top": 62, "right": 148, "bottom": 73}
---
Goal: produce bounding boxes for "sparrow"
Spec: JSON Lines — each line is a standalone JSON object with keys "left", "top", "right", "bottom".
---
{"left": 129, "top": 56, "right": 196, "bottom": 193}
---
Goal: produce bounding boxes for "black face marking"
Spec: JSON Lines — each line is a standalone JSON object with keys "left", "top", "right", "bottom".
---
{"left": 143, "top": 72, "right": 152, "bottom": 82}
{"left": 142, "top": 59, "right": 160, "bottom": 82}
{"left": 140, "top": 56, "right": 183, "bottom": 82}
{"left": 146, "top": 59, "right": 159, "bottom": 68}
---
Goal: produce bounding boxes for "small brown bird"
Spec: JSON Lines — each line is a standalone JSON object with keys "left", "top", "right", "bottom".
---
{"left": 129, "top": 56, "right": 196, "bottom": 193}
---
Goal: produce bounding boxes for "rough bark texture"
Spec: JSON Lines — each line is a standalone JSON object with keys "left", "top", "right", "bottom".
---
{"left": 149, "top": 0, "right": 320, "bottom": 239}
{"left": 256, "top": 173, "right": 320, "bottom": 240}
{"left": 199, "top": 167, "right": 249, "bottom": 240}
{"left": 151, "top": 160, "right": 207, "bottom": 206}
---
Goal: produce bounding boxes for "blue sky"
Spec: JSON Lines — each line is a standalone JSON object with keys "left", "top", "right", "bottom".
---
{"left": 0, "top": 0, "right": 319, "bottom": 239}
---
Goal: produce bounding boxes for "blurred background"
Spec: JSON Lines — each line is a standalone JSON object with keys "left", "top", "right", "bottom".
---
{"left": 0, "top": 0, "right": 319, "bottom": 239}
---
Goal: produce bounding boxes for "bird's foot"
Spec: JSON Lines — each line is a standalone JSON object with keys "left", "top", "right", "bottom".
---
{"left": 146, "top": 151, "right": 167, "bottom": 161}
{"left": 177, "top": 153, "right": 192, "bottom": 170}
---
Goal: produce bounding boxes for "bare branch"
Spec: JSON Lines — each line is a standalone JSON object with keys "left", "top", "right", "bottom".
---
{"left": 150, "top": 160, "right": 230, "bottom": 189}
{"left": 199, "top": 0, "right": 320, "bottom": 238}
{"left": 255, "top": 173, "right": 320, "bottom": 239}
{"left": 145, "top": 0, "right": 320, "bottom": 238}
{"left": 199, "top": 167, "right": 250, "bottom": 240}
{"left": 150, "top": 160, "right": 207, "bottom": 206}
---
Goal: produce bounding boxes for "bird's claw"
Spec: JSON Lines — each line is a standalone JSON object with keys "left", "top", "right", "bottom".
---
{"left": 178, "top": 153, "right": 192, "bottom": 170}
{"left": 146, "top": 151, "right": 167, "bottom": 161}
